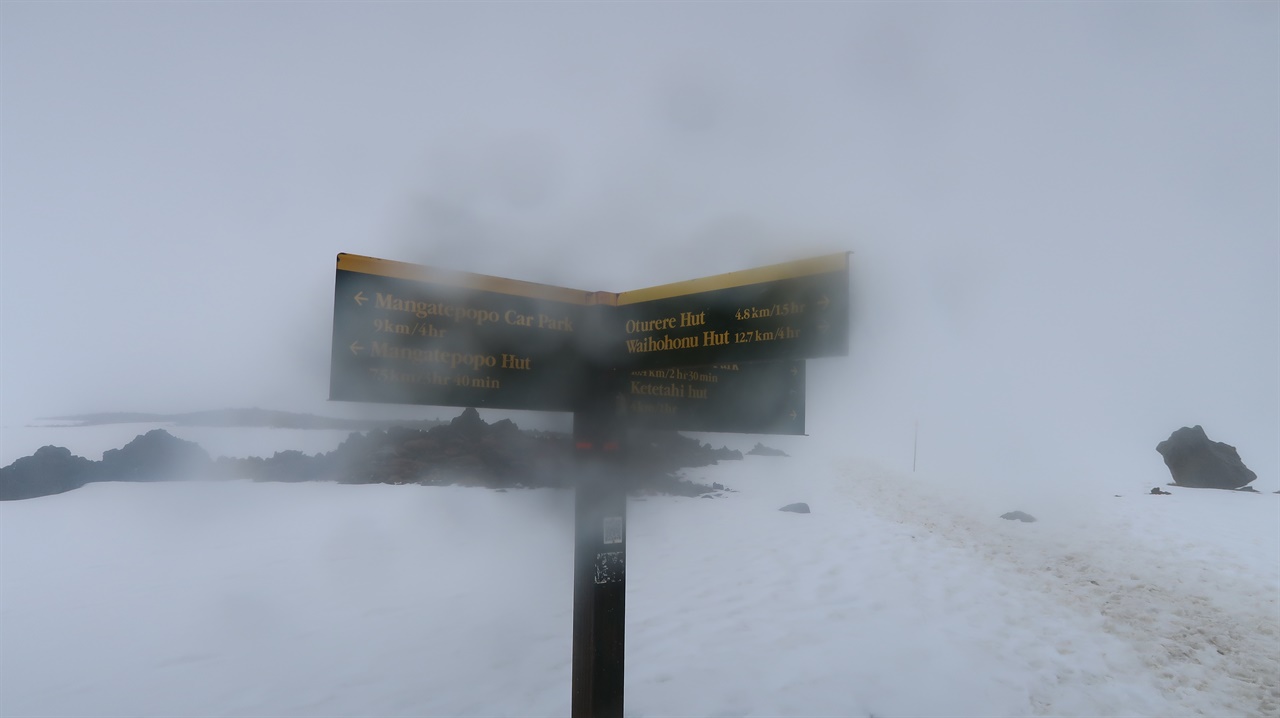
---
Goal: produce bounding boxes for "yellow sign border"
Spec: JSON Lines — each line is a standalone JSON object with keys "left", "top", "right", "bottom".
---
{"left": 338, "top": 253, "right": 595, "bottom": 305}
{"left": 339, "top": 251, "right": 849, "bottom": 306}
{"left": 614, "top": 252, "right": 849, "bottom": 305}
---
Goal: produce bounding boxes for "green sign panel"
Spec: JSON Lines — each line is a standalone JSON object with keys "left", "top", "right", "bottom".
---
{"left": 608, "top": 255, "right": 848, "bottom": 370}
{"left": 626, "top": 361, "right": 805, "bottom": 435}
{"left": 330, "top": 254, "right": 593, "bottom": 411}
{"left": 330, "top": 252, "right": 847, "bottom": 426}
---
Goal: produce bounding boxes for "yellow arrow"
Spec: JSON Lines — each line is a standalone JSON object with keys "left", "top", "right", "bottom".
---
{"left": 353, "top": 292, "right": 368, "bottom": 306}
{"left": 349, "top": 341, "right": 364, "bottom": 355}
{"left": 816, "top": 295, "right": 830, "bottom": 310}
{"left": 788, "top": 410, "right": 798, "bottom": 419}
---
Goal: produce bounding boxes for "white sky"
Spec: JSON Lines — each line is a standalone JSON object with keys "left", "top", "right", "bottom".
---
{"left": 2, "top": 2, "right": 1276, "bottom": 486}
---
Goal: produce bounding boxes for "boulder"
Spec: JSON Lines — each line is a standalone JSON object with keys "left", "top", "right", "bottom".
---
{"left": 706, "top": 445, "right": 743, "bottom": 461}
{"left": 99, "top": 429, "right": 211, "bottom": 482}
{"left": 779, "top": 502, "right": 810, "bottom": 513}
{"left": 1150, "top": 487, "right": 1171, "bottom": 495}
{"left": 1156, "top": 426, "right": 1256, "bottom": 490}
{"left": 449, "top": 407, "right": 487, "bottom": 439}
{"left": 0, "top": 445, "right": 96, "bottom": 500}
{"left": 746, "top": 443, "right": 789, "bottom": 457}
{"left": 1000, "top": 511, "right": 1037, "bottom": 522}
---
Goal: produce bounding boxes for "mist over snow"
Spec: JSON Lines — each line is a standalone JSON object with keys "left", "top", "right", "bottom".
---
{"left": 0, "top": 5, "right": 1277, "bottom": 713}
{"left": 1, "top": 3, "right": 1275, "bottom": 489}
{"left": 1, "top": 426, "right": 1277, "bottom": 717}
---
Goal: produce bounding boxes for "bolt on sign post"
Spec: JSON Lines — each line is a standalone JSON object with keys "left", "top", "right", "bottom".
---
{"left": 329, "top": 251, "right": 849, "bottom": 718}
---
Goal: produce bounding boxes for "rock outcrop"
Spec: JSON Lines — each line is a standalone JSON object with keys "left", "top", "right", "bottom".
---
{"left": 0, "top": 446, "right": 96, "bottom": 500}
{"left": 323, "top": 410, "right": 570, "bottom": 488}
{"left": 99, "top": 429, "right": 212, "bottom": 482}
{"left": 3, "top": 410, "right": 743, "bottom": 500}
{"left": 747, "top": 443, "right": 789, "bottom": 457}
{"left": 1156, "top": 426, "right": 1256, "bottom": 490}
{"left": 628, "top": 431, "right": 741, "bottom": 475}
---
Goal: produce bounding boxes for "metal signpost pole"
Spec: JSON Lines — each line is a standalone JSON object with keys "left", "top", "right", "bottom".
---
{"left": 571, "top": 368, "right": 628, "bottom": 718}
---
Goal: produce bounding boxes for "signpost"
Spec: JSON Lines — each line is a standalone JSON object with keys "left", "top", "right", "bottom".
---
{"left": 328, "top": 251, "right": 849, "bottom": 717}
{"left": 332, "top": 252, "right": 847, "bottom": 412}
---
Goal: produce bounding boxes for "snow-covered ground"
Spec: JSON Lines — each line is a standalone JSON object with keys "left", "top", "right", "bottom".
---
{"left": 1, "top": 427, "right": 1277, "bottom": 717}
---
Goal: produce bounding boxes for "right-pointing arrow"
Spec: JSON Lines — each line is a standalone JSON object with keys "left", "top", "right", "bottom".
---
{"left": 816, "top": 295, "right": 830, "bottom": 310}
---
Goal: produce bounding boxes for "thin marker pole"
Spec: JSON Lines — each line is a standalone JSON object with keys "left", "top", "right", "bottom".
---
{"left": 913, "top": 420, "right": 918, "bottom": 473}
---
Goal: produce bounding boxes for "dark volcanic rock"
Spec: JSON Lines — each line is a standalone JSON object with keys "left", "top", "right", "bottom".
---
{"left": 99, "top": 430, "right": 211, "bottom": 482}
{"left": 217, "top": 409, "right": 660, "bottom": 490}
{"left": 323, "top": 414, "right": 572, "bottom": 488}
{"left": 449, "top": 407, "right": 487, "bottom": 439}
{"left": 779, "top": 502, "right": 810, "bottom": 513}
{"left": 629, "top": 431, "right": 742, "bottom": 475}
{"left": 708, "top": 445, "right": 743, "bottom": 462}
{"left": 1000, "top": 511, "right": 1037, "bottom": 522}
{"left": 219, "top": 450, "right": 332, "bottom": 483}
{"left": 1156, "top": 425, "right": 1256, "bottom": 490}
{"left": 633, "top": 473, "right": 719, "bottom": 498}
{"left": 1150, "top": 487, "right": 1172, "bottom": 495}
{"left": 4, "top": 408, "right": 736, "bottom": 499}
{"left": 1, "top": 430, "right": 212, "bottom": 499}
{"left": 747, "top": 443, "right": 789, "bottom": 457}
{"left": 0, "top": 446, "right": 96, "bottom": 500}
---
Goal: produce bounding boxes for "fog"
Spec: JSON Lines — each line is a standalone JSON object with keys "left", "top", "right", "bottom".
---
{"left": 1, "top": 3, "right": 1276, "bottom": 489}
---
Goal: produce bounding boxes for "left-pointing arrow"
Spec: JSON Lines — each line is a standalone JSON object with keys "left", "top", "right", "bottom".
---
{"left": 349, "top": 342, "right": 364, "bottom": 355}
{"left": 353, "top": 292, "right": 368, "bottom": 306}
